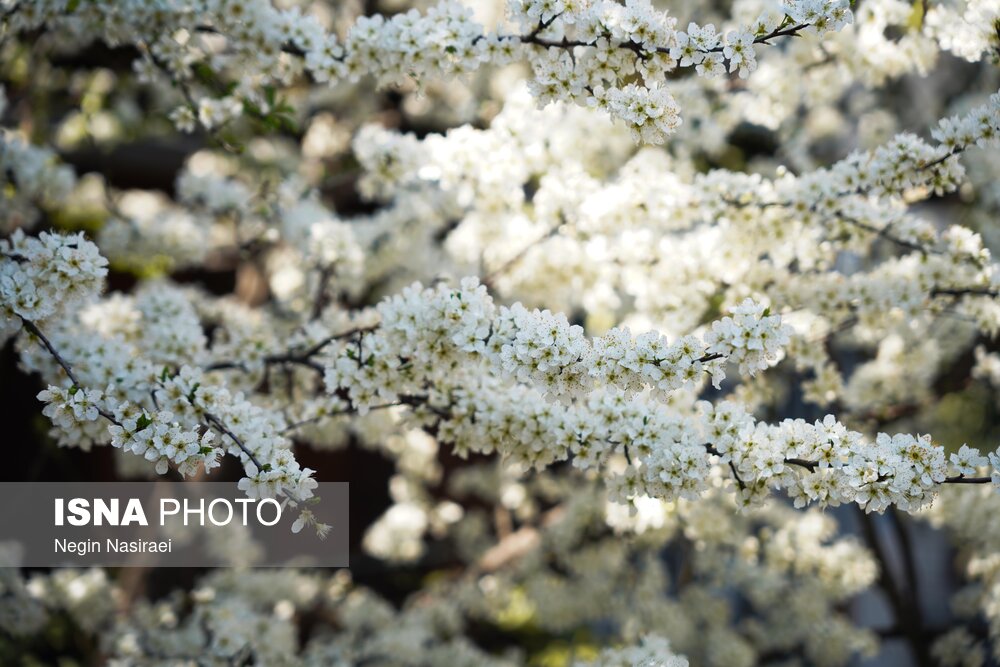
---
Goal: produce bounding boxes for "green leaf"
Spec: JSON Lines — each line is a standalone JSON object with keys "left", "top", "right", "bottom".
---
{"left": 276, "top": 114, "right": 298, "bottom": 134}
{"left": 192, "top": 63, "right": 216, "bottom": 85}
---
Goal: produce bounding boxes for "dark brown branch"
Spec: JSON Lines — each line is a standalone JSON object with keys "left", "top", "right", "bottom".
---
{"left": 707, "top": 441, "right": 990, "bottom": 487}
{"left": 20, "top": 318, "right": 122, "bottom": 426}
{"left": 857, "top": 509, "right": 933, "bottom": 667}
{"left": 204, "top": 411, "right": 263, "bottom": 472}
{"left": 784, "top": 457, "right": 818, "bottom": 472}
{"left": 943, "top": 475, "right": 992, "bottom": 484}
{"left": 728, "top": 460, "right": 746, "bottom": 490}
{"left": 704, "top": 443, "right": 746, "bottom": 490}
{"left": 836, "top": 214, "right": 931, "bottom": 254}
{"left": 517, "top": 20, "right": 810, "bottom": 64}
{"left": 281, "top": 400, "right": 408, "bottom": 434}
{"left": 310, "top": 266, "right": 332, "bottom": 321}
{"left": 931, "top": 287, "right": 999, "bottom": 298}
{"left": 205, "top": 325, "right": 379, "bottom": 374}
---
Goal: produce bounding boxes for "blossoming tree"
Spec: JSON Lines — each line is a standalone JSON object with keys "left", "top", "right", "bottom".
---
{"left": 3, "top": 0, "right": 1000, "bottom": 664}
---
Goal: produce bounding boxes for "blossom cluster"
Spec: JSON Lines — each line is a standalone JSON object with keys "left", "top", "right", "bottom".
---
{"left": 925, "top": 0, "right": 1000, "bottom": 62}
{"left": 32, "top": 358, "right": 320, "bottom": 502}
{"left": 326, "top": 278, "right": 789, "bottom": 413}
{"left": 576, "top": 634, "right": 688, "bottom": 666}
{"left": 595, "top": 83, "right": 682, "bottom": 145}
{"left": 0, "top": 230, "right": 107, "bottom": 337}
{"left": 0, "top": 129, "right": 76, "bottom": 233}
{"left": 411, "top": 371, "right": 994, "bottom": 512}
{"left": 704, "top": 405, "right": 956, "bottom": 513}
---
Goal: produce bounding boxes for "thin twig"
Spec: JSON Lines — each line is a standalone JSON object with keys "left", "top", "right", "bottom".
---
{"left": 204, "top": 411, "right": 263, "bottom": 472}
{"left": 20, "top": 318, "right": 122, "bottom": 426}
{"left": 205, "top": 325, "right": 379, "bottom": 374}
{"left": 931, "top": 287, "right": 999, "bottom": 299}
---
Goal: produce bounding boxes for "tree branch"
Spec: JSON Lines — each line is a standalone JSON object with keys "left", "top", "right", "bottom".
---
{"left": 19, "top": 318, "right": 122, "bottom": 426}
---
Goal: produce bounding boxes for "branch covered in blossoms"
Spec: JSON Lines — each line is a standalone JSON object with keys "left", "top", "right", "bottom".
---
{"left": 0, "top": 232, "right": 326, "bottom": 530}
{"left": 2, "top": 0, "right": 853, "bottom": 144}
{"left": 295, "top": 278, "right": 996, "bottom": 514}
